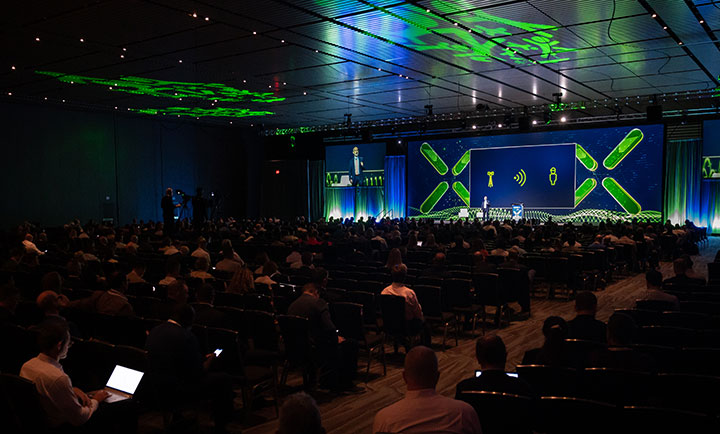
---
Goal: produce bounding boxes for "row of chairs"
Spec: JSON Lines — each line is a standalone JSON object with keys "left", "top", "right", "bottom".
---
{"left": 458, "top": 391, "right": 719, "bottom": 434}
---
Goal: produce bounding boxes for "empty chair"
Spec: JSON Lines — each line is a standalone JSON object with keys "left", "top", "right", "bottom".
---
{"left": 659, "top": 311, "right": 709, "bottom": 329}
{"left": 413, "top": 285, "right": 458, "bottom": 350}
{"left": 537, "top": 396, "right": 617, "bottom": 434}
{"left": 276, "top": 315, "right": 314, "bottom": 387}
{"left": 635, "top": 299, "right": 678, "bottom": 312}
{"left": 516, "top": 365, "right": 578, "bottom": 397}
{"left": 680, "top": 301, "right": 720, "bottom": 315}
{"left": 242, "top": 294, "right": 274, "bottom": 312}
{"left": 346, "top": 290, "right": 378, "bottom": 330}
{"left": 579, "top": 367, "right": 653, "bottom": 406}
{"left": 356, "top": 280, "right": 385, "bottom": 295}
{"left": 473, "top": 273, "right": 509, "bottom": 330}
{"left": 654, "top": 373, "right": 720, "bottom": 416}
{"left": 614, "top": 309, "right": 661, "bottom": 327}
{"left": 380, "top": 294, "right": 421, "bottom": 351}
{"left": 0, "top": 373, "right": 47, "bottom": 433}
{"left": 214, "top": 292, "right": 245, "bottom": 309}
{"left": 330, "top": 278, "right": 358, "bottom": 291}
{"left": 458, "top": 391, "right": 533, "bottom": 434}
{"left": 622, "top": 406, "right": 718, "bottom": 433}
{"left": 637, "top": 326, "right": 696, "bottom": 348}
{"left": 330, "top": 302, "right": 385, "bottom": 381}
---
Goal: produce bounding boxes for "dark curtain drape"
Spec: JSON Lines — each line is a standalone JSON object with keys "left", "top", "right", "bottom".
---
{"left": 664, "top": 139, "right": 702, "bottom": 226}
{"left": 384, "top": 155, "right": 406, "bottom": 218}
{"left": 700, "top": 181, "right": 720, "bottom": 234}
{"left": 308, "top": 160, "right": 325, "bottom": 222}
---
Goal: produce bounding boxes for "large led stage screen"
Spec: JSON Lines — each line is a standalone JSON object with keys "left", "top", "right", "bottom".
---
{"left": 408, "top": 124, "right": 664, "bottom": 223}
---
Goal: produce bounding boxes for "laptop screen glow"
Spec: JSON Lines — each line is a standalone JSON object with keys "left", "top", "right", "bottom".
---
{"left": 106, "top": 365, "right": 144, "bottom": 394}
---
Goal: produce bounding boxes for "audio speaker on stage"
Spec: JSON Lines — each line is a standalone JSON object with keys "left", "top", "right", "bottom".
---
{"left": 518, "top": 116, "right": 530, "bottom": 131}
{"left": 647, "top": 105, "right": 663, "bottom": 122}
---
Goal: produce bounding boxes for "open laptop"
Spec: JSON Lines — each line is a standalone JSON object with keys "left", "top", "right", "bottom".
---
{"left": 99, "top": 365, "right": 144, "bottom": 403}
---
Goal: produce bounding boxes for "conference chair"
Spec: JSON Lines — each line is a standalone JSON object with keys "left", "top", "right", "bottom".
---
{"left": 379, "top": 294, "right": 421, "bottom": 351}
{"left": 277, "top": 315, "right": 315, "bottom": 387}
{"left": 330, "top": 302, "right": 386, "bottom": 381}
{"left": 622, "top": 406, "right": 718, "bottom": 433}
{"left": 458, "top": 391, "right": 534, "bottom": 434}
{"left": 516, "top": 364, "right": 579, "bottom": 397}
{"left": 653, "top": 373, "right": 720, "bottom": 416}
{"left": 413, "top": 284, "right": 458, "bottom": 350}
{"left": 579, "top": 367, "right": 653, "bottom": 406}
{"left": 537, "top": 396, "right": 617, "bottom": 434}
{"left": 0, "top": 374, "right": 47, "bottom": 433}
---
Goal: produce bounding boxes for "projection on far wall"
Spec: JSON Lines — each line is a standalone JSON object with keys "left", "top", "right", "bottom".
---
{"left": 408, "top": 124, "right": 664, "bottom": 223}
{"left": 36, "top": 70, "right": 284, "bottom": 118}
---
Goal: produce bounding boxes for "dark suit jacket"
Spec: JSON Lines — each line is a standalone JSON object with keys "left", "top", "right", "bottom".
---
{"left": 288, "top": 293, "right": 337, "bottom": 346}
{"left": 348, "top": 156, "right": 364, "bottom": 182}
{"left": 567, "top": 315, "right": 607, "bottom": 343}
{"left": 455, "top": 370, "right": 534, "bottom": 398}
{"left": 145, "top": 321, "right": 203, "bottom": 387}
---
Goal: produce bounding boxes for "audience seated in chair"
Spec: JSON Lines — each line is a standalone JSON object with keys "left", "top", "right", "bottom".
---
{"left": 663, "top": 258, "right": 706, "bottom": 287}
{"left": 254, "top": 261, "right": 281, "bottom": 287}
{"left": 590, "top": 312, "right": 655, "bottom": 372}
{"left": 126, "top": 261, "right": 147, "bottom": 284}
{"left": 522, "top": 316, "right": 573, "bottom": 367}
{"left": 190, "top": 257, "right": 215, "bottom": 281}
{"left": 288, "top": 283, "right": 357, "bottom": 391}
{"left": 145, "top": 303, "right": 235, "bottom": 433}
{"left": 227, "top": 266, "right": 254, "bottom": 294}
{"left": 21, "top": 317, "right": 109, "bottom": 427}
{"left": 421, "top": 253, "right": 450, "bottom": 278}
{"left": 455, "top": 335, "right": 534, "bottom": 398}
{"left": 191, "top": 236, "right": 211, "bottom": 265}
{"left": 276, "top": 392, "right": 326, "bottom": 434}
{"left": 193, "top": 284, "right": 231, "bottom": 329}
{"left": 158, "top": 258, "right": 182, "bottom": 286}
{"left": 0, "top": 283, "right": 20, "bottom": 325}
{"left": 637, "top": 269, "right": 679, "bottom": 309}
{"left": 567, "top": 291, "right": 607, "bottom": 343}
{"left": 373, "top": 346, "right": 481, "bottom": 434}
{"left": 381, "top": 264, "right": 431, "bottom": 346}
{"left": 69, "top": 272, "right": 134, "bottom": 316}
{"left": 215, "top": 246, "right": 243, "bottom": 275}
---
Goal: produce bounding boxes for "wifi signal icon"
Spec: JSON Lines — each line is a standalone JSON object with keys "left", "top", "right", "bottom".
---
{"left": 513, "top": 169, "right": 527, "bottom": 187}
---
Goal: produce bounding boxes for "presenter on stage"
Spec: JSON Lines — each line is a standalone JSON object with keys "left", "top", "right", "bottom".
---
{"left": 348, "top": 146, "right": 364, "bottom": 186}
{"left": 482, "top": 196, "right": 490, "bottom": 221}
{"left": 161, "top": 188, "right": 181, "bottom": 235}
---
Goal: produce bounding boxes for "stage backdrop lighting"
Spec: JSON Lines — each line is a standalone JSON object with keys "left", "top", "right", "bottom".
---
{"left": 408, "top": 124, "right": 664, "bottom": 223}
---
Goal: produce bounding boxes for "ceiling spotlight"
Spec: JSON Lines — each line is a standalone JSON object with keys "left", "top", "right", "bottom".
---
{"left": 35, "top": 37, "right": 40, "bottom": 42}
{"left": 283, "top": 82, "right": 287, "bottom": 85}
{"left": 11, "top": 66, "right": 15, "bottom": 70}
{"left": 120, "top": 55, "right": 124, "bottom": 58}
{"left": 472, "top": 124, "right": 477, "bottom": 129}
{"left": 205, "top": 17, "right": 209, "bottom": 21}
{"left": 178, "top": 59, "right": 183, "bottom": 63}
{"left": 303, "top": 91, "right": 307, "bottom": 95}
{"left": 192, "top": 12, "right": 197, "bottom": 18}
{"left": 281, "top": 39, "right": 285, "bottom": 43}
{"left": 497, "top": 123, "right": 503, "bottom": 128}
{"left": 426, "top": 9, "right": 430, "bottom": 12}
{"left": 7, "top": 92, "right": 12, "bottom": 96}
{"left": 253, "top": 31, "right": 257, "bottom": 35}
{"left": 560, "top": 116, "right": 567, "bottom": 122}
{"left": 397, "top": 139, "right": 402, "bottom": 144}
{"left": 315, "top": 50, "right": 319, "bottom": 53}
{"left": 79, "top": 38, "right": 84, "bottom": 42}
{"left": 532, "top": 120, "right": 538, "bottom": 125}
{"left": 651, "top": 13, "right": 657, "bottom": 18}
{"left": 663, "top": 26, "right": 667, "bottom": 30}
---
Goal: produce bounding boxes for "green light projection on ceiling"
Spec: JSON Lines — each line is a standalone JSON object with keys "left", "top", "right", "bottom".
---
{"left": 36, "top": 71, "right": 285, "bottom": 103}
{"left": 36, "top": 70, "right": 285, "bottom": 118}
{"left": 130, "top": 107, "right": 274, "bottom": 118}
{"left": 332, "top": 0, "right": 579, "bottom": 67}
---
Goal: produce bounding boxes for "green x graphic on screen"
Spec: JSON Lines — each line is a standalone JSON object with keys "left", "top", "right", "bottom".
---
{"left": 419, "top": 144, "right": 470, "bottom": 213}
{"left": 574, "top": 128, "right": 644, "bottom": 215}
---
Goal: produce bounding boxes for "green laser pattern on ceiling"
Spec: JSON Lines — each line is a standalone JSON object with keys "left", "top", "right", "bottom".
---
{"left": 130, "top": 107, "right": 274, "bottom": 118}
{"left": 35, "top": 71, "right": 285, "bottom": 103}
{"left": 331, "top": 0, "right": 579, "bottom": 66}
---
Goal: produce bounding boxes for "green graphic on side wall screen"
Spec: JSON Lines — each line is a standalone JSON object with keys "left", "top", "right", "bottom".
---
{"left": 36, "top": 70, "right": 284, "bottom": 118}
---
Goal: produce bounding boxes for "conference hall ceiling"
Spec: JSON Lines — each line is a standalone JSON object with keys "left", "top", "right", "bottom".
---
{"left": 2, "top": 0, "right": 719, "bottom": 127}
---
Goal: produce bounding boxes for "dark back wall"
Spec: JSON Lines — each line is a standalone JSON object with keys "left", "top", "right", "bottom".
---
{"left": 0, "top": 101, "right": 253, "bottom": 227}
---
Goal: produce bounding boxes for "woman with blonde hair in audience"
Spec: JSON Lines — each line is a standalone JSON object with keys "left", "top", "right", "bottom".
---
{"left": 227, "top": 266, "right": 255, "bottom": 294}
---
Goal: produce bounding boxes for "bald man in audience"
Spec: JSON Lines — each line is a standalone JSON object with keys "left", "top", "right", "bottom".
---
{"left": 373, "top": 346, "right": 481, "bottom": 434}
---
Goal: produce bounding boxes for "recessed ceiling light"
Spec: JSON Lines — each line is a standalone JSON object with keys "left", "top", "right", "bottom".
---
{"left": 178, "top": 59, "right": 183, "bottom": 63}
{"left": 651, "top": 13, "right": 657, "bottom": 18}
{"left": 192, "top": 12, "right": 197, "bottom": 18}
{"left": 205, "top": 17, "right": 209, "bottom": 21}
{"left": 560, "top": 116, "right": 567, "bottom": 122}
{"left": 79, "top": 38, "right": 84, "bottom": 42}
{"left": 253, "top": 31, "right": 257, "bottom": 35}
{"left": 497, "top": 123, "right": 503, "bottom": 128}
{"left": 35, "top": 37, "right": 40, "bottom": 42}
{"left": 11, "top": 66, "right": 15, "bottom": 70}
{"left": 532, "top": 120, "right": 537, "bottom": 125}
